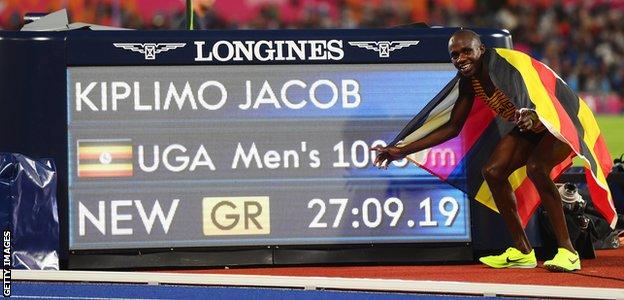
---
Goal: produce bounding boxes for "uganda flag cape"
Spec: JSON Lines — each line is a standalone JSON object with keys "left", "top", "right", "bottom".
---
{"left": 390, "top": 48, "right": 616, "bottom": 228}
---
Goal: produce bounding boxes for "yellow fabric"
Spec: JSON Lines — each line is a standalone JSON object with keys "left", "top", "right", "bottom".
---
{"left": 577, "top": 100, "right": 608, "bottom": 188}
{"left": 474, "top": 166, "right": 528, "bottom": 213}
{"left": 494, "top": 49, "right": 561, "bottom": 132}
{"left": 494, "top": 48, "right": 613, "bottom": 225}
{"left": 78, "top": 146, "right": 132, "bottom": 155}
{"left": 397, "top": 106, "right": 452, "bottom": 147}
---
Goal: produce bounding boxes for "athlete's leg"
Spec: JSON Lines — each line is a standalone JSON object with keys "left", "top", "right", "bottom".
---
{"left": 481, "top": 129, "right": 535, "bottom": 254}
{"left": 525, "top": 132, "right": 575, "bottom": 252}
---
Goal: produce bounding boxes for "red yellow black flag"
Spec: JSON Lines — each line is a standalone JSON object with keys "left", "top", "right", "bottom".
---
{"left": 77, "top": 139, "right": 133, "bottom": 178}
{"left": 391, "top": 48, "right": 616, "bottom": 228}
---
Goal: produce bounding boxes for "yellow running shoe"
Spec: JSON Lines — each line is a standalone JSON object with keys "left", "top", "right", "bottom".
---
{"left": 543, "top": 248, "right": 581, "bottom": 272}
{"left": 479, "top": 247, "right": 537, "bottom": 269}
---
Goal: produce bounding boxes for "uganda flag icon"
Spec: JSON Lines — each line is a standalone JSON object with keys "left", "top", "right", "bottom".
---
{"left": 77, "top": 139, "right": 133, "bottom": 178}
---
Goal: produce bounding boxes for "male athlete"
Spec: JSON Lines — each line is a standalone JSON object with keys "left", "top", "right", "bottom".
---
{"left": 372, "top": 29, "right": 614, "bottom": 272}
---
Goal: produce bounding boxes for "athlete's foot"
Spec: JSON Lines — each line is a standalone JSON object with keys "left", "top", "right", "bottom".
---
{"left": 479, "top": 247, "right": 537, "bottom": 269}
{"left": 543, "top": 248, "right": 581, "bottom": 272}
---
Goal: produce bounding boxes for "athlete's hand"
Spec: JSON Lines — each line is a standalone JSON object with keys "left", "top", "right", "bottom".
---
{"left": 371, "top": 145, "right": 405, "bottom": 169}
{"left": 514, "top": 108, "right": 539, "bottom": 132}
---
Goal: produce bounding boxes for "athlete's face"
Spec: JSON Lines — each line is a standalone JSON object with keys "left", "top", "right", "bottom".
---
{"left": 448, "top": 35, "right": 485, "bottom": 77}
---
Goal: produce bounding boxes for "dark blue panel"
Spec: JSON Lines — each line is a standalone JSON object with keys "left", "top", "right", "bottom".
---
{"left": 65, "top": 28, "right": 511, "bottom": 66}
{"left": 0, "top": 31, "right": 68, "bottom": 266}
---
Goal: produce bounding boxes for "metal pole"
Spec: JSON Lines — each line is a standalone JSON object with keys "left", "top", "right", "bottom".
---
{"left": 186, "top": 0, "right": 194, "bottom": 30}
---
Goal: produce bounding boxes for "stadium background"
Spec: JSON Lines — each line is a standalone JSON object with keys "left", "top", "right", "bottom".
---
{"left": 2, "top": 0, "right": 622, "bottom": 158}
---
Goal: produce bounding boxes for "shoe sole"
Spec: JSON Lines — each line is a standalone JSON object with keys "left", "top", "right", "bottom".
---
{"left": 509, "top": 263, "right": 537, "bottom": 269}
{"left": 544, "top": 264, "right": 580, "bottom": 272}
{"left": 480, "top": 260, "right": 537, "bottom": 269}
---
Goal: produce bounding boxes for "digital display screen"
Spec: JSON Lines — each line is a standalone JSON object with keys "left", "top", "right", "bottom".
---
{"left": 67, "top": 63, "right": 470, "bottom": 250}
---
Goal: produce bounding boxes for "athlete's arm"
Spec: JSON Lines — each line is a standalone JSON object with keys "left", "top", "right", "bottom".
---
{"left": 372, "top": 83, "right": 474, "bottom": 168}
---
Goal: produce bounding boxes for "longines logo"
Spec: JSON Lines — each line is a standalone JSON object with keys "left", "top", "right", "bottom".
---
{"left": 112, "top": 39, "right": 420, "bottom": 61}
{"left": 348, "top": 40, "right": 420, "bottom": 58}
{"left": 194, "top": 39, "right": 344, "bottom": 62}
{"left": 113, "top": 43, "right": 186, "bottom": 60}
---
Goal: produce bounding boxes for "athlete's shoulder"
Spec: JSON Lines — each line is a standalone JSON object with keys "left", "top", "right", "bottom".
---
{"left": 490, "top": 47, "right": 534, "bottom": 59}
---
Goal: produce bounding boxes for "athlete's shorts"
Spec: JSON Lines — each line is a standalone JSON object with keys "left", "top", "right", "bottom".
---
{"left": 511, "top": 126, "right": 546, "bottom": 144}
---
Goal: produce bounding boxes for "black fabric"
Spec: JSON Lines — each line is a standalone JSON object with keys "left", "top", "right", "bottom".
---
{"left": 485, "top": 48, "right": 533, "bottom": 109}
{"left": 609, "top": 154, "right": 624, "bottom": 214}
{"left": 538, "top": 206, "right": 596, "bottom": 259}
{"left": 539, "top": 184, "right": 621, "bottom": 259}
{"left": 390, "top": 76, "right": 460, "bottom": 146}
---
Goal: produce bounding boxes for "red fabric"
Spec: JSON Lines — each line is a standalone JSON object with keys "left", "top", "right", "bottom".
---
{"left": 530, "top": 58, "right": 580, "bottom": 151}
{"left": 586, "top": 168, "right": 616, "bottom": 227}
{"left": 514, "top": 178, "right": 540, "bottom": 228}
{"left": 422, "top": 97, "right": 495, "bottom": 180}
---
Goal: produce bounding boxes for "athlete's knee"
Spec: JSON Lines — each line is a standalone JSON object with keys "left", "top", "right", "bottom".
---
{"left": 526, "top": 160, "right": 548, "bottom": 181}
{"left": 482, "top": 164, "right": 508, "bottom": 183}
{"left": 496, "top": 201, "right": 519, "bottom": 215}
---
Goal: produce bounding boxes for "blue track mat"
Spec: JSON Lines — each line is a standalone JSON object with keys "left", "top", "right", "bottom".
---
{"left": 12, "top": 281, "right": 501, "bottom": 299}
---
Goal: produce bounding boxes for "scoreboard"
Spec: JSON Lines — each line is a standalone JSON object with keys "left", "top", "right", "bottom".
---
{"left": 68, "top": 62, "right": 469, "bottom": 249}
{"left": 0, "top": 27, "right": 512, "bottom": 265}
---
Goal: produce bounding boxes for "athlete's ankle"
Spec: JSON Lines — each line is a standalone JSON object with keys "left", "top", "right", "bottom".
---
{"left": 514, "top": 246, "right": 532, "bottom": 254}
{"left": 557, "top": 244, "right": 576, "bottom": 254}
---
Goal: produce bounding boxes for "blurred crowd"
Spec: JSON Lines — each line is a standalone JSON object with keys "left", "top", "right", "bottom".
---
{"left": 1, "top": 0, "right": 623, "bottom": 111}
